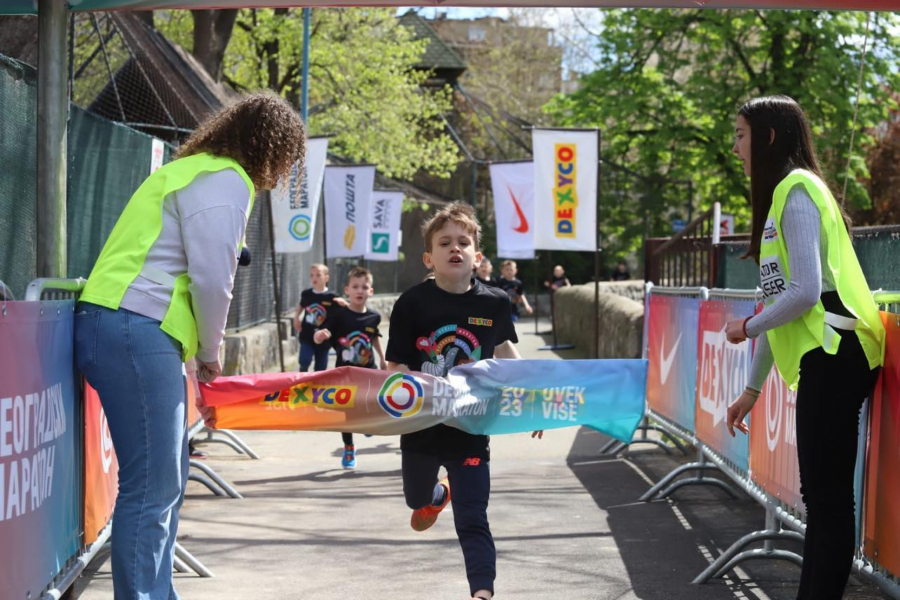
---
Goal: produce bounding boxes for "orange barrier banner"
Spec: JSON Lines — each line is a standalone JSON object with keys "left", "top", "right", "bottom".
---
{"left": 863, "top": 312, "right": 900, "bottom": 574}
{"left": 748, "top": 371, "right": 803, "bottom": 515}
{"left": 83, "top": 384, "right": 119, "bottom": 545}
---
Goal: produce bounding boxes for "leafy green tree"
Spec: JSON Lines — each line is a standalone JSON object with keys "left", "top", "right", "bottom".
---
{"left": 545, "top": 9, "right": 900, "bottom": 259}
{"left": 157, "top": 9, "right": 458, "bottom": 180}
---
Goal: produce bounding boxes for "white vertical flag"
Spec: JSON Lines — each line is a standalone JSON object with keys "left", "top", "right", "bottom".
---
{"left": 324, "top": 164, "right": 376, "bottom": 258}
{"left": 489, "top": 161, "right": 535, "bottom": 259}
{"left": 364, "top": 190, "right": 404, "bottom": 262}
{"left": 272, "top": 137, "right": 329, "bottom": 253}
{"left": 531, "top": 129, "right": 598, "bottom": 251}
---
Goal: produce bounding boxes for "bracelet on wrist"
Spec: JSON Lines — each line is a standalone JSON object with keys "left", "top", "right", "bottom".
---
{"left": 744, "top": 387, "right": 760, "bottom": 399}
{"left": 742, "top": 316, "right": 752, "bottom": 339}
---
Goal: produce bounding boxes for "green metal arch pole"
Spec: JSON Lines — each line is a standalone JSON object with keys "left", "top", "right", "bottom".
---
{"left": 301, "top": 8, "right": 311, "bottom": 122}
{"left": 37, "top": 0, "right": 68, "bottom": 279}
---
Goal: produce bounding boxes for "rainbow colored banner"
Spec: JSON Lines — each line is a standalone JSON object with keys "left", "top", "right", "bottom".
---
{"left": 201, "top": 359, "right": 648, "bottom": 443}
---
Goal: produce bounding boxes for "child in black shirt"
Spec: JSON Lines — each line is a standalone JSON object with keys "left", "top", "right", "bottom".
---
{"left": 544, "top": 264, "right": 571, "bottom": 292}
{"left": 314, "top": 267, "right": 385, "bottom": 468}
{"left": 474, "top": 257, "right": 498, "bottom": 288}
{"left": 387, "top": 203, "right": 540, "bottom": 600}
{"left": 498, "top": 260, "right": 533, "bottom": 322}
{"left": 293, "top": 263, "right": 344, "bottom": 372}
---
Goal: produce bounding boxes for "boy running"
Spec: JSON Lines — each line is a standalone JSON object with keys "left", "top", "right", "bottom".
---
{"left": 293, "top": 264, "right": 344, "bottom": 372}
{"left": 387, "top": 203, "right": 538, "bottom": 600}
{"left": 314, "top": 267, "right": 385, "bottom": 468}
{"left": 498, "top": 260, "right": 533, "bottom": 322}
{"left": 475, "top": 257, "right": 498, "bottom": 288}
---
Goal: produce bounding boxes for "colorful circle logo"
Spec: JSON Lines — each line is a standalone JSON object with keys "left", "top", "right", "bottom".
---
{"left": 378, "top": 372, "right": 425, "bottom": 419}
{"left": 289, "top": 214, "right": 312, "bottom": 241}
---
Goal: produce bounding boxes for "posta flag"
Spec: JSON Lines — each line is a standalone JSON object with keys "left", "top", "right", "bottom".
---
{"left": 272, "top": 137, "right": 329, "bottom": 253}
{"left": 364, "top": 190, "right": 403, "bottom": 262}
{"left": 490, "top": 161, "right": 535, "bottom": 259}
{"left": 324, "top": 165, "right": 376, "bottom": 258}
{"left": 532, "top": 129, "right": 598, "bottom": 252}
{"left": 201, "top": 359, "right": 647, "bottom": 443}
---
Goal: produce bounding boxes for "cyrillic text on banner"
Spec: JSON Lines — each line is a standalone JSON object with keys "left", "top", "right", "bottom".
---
{"left": 531, "top": 129, "right": 598, "bottom": 251}
{"left": 489, "top": 161, "right": 535, "bottom": 259}
{"left": 272, "top": 137, "right": 329, "bottom": 253}
{"left": 364, "top": 190, "right": 404, "bottom": 262}
{"left": 324, "top": 164, "right": 376, "bottom": 258}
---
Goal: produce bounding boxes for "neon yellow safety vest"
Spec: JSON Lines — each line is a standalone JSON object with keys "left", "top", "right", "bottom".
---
{"left": 759, "top": 169, "right": 884, "bottom": 389}
{"left": 80, "top": 153, "right": 255, "bottom": 362}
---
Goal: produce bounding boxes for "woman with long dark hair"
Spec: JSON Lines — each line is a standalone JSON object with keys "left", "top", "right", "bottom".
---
{"left": 723, "top": 95, "right": 884, "bottom": 599}
{"left": 75, "top": 92, "right": 305, "bottom": 599}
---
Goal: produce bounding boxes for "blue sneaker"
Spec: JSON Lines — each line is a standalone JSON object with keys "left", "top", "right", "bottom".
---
{"left": 342, "top": 445, "right": 357, "bottom": 469}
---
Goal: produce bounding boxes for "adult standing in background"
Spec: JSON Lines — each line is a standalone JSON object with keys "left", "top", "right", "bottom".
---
{"left": 723, "top": 95, "right": 884, "bottom": 600}
{"left": 74, "top": 93, "right": 306, "bottom": 599}
{"left": 610, "top": 261, "right": 630, "bottom": 281}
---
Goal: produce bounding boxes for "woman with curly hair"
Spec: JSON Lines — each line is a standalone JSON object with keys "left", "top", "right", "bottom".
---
{"left": 75, "top": 92, "right": 305, "bottom": 599}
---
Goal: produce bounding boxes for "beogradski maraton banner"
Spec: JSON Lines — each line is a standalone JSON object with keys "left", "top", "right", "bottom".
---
{"left": 0, "top": 301, "right": 79, "bottom": 600}
{"left": 695, "top": 298, "right": 755, "bottom": 472}
{"left": 272, "top": 137, "right": 329, "bottom": 253}
{"left": 489, "top": 161, "right": 535, "bottom": 260}
{"left": 863, "top": 312, "right": 900, "bottom": 576}
{"left": 531, "top": 129, "right": 598, "bottom": 252}
{"left": 201, "top": 359, "right": 648, "bottom": 443}
{"left": 84, "top": 384, "right": 119, "bottom": 546}
{"left": 324, "top": 164, "right": 376, "bottom": 258}
{"left": 646, "top": 293, "right": 700, "bottom": 433}
{"left": 364, "top": 190, "right": 403, "bottom": 262}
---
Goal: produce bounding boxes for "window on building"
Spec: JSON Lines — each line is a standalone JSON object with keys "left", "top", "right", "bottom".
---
{"left": 468, "top": 26, "right": 486, "bottom": 42}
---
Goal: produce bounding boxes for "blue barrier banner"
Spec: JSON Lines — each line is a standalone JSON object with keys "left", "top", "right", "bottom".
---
{"left": 695, "top": 299, "right": 755, "bottom": 471}
{"left": 204, "top": 359, "right": 649, "bottom": 443}
{"left": 646, "top": 294, "right": 700, "bottom": 433}
{"left": 0, "top": 301, "right": 80, "bottom": 599}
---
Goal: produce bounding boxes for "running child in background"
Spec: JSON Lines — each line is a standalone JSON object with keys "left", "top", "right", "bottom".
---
{"left": 293, "top": 263, "right": 345, "bottom": 372}
{"left": 314, "top": 266, "right": 385, "bottom": 468}
{"left": 544, "top": 264, "right": 571, "bottom": 291}
{"left": 498, "top": 259, "right": 533, "bottom": 322}
{"left": 475, "top": 257, "right": 499, "bottom": 288}
{"left": 387, "top": 202, "right": 541, "bottom": 600}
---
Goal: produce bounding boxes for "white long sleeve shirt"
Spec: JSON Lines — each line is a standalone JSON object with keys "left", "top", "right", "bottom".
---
{"left": 119, "top": 169, "right": 251, "bottom": 363}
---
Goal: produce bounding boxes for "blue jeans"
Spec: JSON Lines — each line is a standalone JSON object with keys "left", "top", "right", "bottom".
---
{"left": 299, "top": 339, "right": 330, "bottom": 372}
{"left": 75, "top": 303, "right": 188, "bottom": 600}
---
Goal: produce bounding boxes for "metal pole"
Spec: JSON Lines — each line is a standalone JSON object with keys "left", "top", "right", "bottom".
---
{"left": 533, "top": 254, "right": 539, "bottom": 336}
{"left": 267, "top": 193, "right": 286, "bottom": 372}
{"left": 37, "top": 0, "right": 68, "bottom": 279}
{"left": 471, "top": 160, "right": 478, "bottom": 207}
{"left": 300, "top": 8, "right": 311, "bottom": 123}
{"left": 594, "top": 130, "right": 602, "bottom": 359}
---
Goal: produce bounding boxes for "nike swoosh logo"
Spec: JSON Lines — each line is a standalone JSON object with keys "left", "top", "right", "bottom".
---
{"left": 508, "top": 185, "right": 529, "bottom": 233}
{"left": 660, "top": 331, "right": 682, "bottom": 385}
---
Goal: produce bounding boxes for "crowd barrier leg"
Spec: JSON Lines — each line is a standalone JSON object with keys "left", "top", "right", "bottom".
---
{"left": 600, "top": 417, "right": 688, "bottom": 456}
{"left": 189, "top": 459, "right": 244, "bottom": 499}
{"left": 640, "top": 451, "right": 740, "bottom": 502}
{"left": 692, "top": 509, "right": 804, "bottom": 584}
{"left": 173, "top": 543, "right": 214, "bottom": 578}
{"left": 188, "top": 472, "right": 228, "bottom": 497}
{"left": 192, "top": 427, "right": 260, "bottom": 459}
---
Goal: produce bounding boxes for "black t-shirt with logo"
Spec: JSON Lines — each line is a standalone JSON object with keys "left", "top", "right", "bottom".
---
{"left": 547, "top": 276, "right": 569, "bottom": 292}
{"left": 475, "top": 275, "right": 499, "bottom": 288}
{"left": 321, "top": 306, "right": 382, "bottom": 368}
{"left": 387, "top": 278, "right": 517, "bottom": 455}
{"left": 497, "top": 277, "right": 524, "bottom": 316}
{"left": 298, "top": 288, "right": 340, "bottom": 344}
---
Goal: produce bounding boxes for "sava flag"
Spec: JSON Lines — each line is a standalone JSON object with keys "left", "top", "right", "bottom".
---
{"left": 272, "top": 137, "right": 329, "bottom": 253}
{"left": 532, "top": 129, "right": 598, "bottom": 251}
{"left": 489, "top": 161, "right": 535, "bottom": 259}
{"left": 324, "top": 164, "right": 376, "bottom": 258}
{"left": 364, "top": 190, "right": 404, "bottom": 262}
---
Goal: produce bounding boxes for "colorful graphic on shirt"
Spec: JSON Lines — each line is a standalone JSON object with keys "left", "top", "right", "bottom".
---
{"left": 304, "top": 303, "right": 328, "bottom": 327}
{"left": 416, "top": 324, "right": 483, "bottom": 377}
{"left": 338, "top": 330, "right": 373, "bottom": 366}
{"left": 378, "top": 372, "right": 425, "bottom": 418}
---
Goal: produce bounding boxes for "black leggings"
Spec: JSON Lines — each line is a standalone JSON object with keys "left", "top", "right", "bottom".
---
{"left": 795, "top": 328, "right": 879, "bottom": 600}
{"left": 341, "top": 433, "right": 353, "bottom": 446}
{"left": 402, "top": 450, "right": 495, "bottom": 596}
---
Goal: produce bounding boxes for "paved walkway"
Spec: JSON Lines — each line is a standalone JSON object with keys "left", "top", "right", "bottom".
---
{"left": 74, "top": 318, "right": 886, "bottom": 599}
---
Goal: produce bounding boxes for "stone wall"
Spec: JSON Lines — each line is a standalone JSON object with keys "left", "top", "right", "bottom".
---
{"left": 551, "top": 281, "right": 644, "bottom": 359}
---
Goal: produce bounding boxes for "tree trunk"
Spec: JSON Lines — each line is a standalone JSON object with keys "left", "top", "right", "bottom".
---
{"left": 134, "top": 10, "right": 154, "bottom": 29}
{"left": 191, "top": 9, "right": 239, "bottom": 82}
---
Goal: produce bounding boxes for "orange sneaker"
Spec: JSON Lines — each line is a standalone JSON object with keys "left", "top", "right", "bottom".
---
{"left": 410, "top": 477, "right": 450, "bottom": 532}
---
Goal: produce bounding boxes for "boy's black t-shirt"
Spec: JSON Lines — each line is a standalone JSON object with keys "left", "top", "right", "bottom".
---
{"left": 497, "top": 277, "right": 524, "bottom": 316}
{"left": 322, "top": 306, "right": 382, "bottom": 368}
{"left": 298, "top": 288, "right": 340, "bottom": 344}
{"left": 475, "top": 275, "right": 498, "bottom": 288}
{"left": 387, "top": 278, "right": 518, "bottom": 455}
{"left": 548, "top": 276, "right": 569, "bottom": 292}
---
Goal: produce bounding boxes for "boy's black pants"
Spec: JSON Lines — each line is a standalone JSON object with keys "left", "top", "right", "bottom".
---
{"left": 402, "top": 449, "right": 495, "bottom": 596}
{"left": 794, "top": 329, "right": 879, "bottom": 600}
